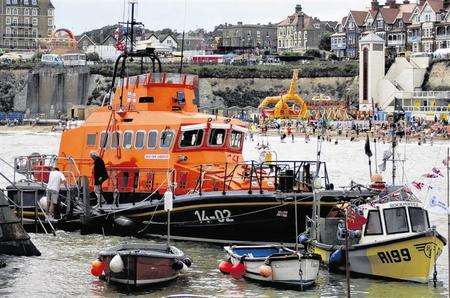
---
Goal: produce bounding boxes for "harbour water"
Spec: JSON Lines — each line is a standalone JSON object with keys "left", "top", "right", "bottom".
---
{"left": 0, "top": 131, "right": 448, "bottom": 297}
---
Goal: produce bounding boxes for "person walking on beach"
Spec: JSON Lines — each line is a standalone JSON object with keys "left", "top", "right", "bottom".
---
{"left": 90, "top": 151, "right": 109, "bottom": 207}
{"left": 46, "top": 167, "right": 67, "bottom": 220}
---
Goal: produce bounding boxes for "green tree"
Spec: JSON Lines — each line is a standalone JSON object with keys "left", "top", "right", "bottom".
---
{"left": 319, "top": 33, "right": 331, "bottom": 52}
{"left": 86, "top": 52, "right": 100, "bottom": 62}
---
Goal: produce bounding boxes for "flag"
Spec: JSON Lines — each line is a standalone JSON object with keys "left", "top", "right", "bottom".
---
{"left": 432, "top": 167, "right": 444, "bottom": 177}
{"left": 425, "top": 195, "right": 449, "bottom": 215}
{"left": 412, "top": 181, "right": 425, "bottom": 190}
{"left": 422, "top": 173, "right": 439, "bottom": 179}
{"left": 378, "top": 150, "right": 392, "bottom": 172}
{"left": 364, "top": 134, "right": 372, "bottom": 158}
{"left": 347, "top": 206, "right": 368, "bottom": 230}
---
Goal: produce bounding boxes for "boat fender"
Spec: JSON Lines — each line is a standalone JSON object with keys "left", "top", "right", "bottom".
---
{"left": 180, "top": 263, "right": 189, "bottom": 273}
{"left": 172, "top": 259, "right": 184, "bottom": 271}
{"left": 90, "top": 259, "right": 106, "bottom": 277}
{"left": 230, "top": 262, "right": 246, "bottom": 279}
{"left": 329, "top": 249, "right": 344, "bottom": 267}
{"left": 259, "top": 265, "right": 272, "bottom": 278}
{"left": 110, "top": 254, "right": 124, "bottom": 273}
{"left": 218, "top": 260, "right": 233, "bottom": 274}
{"left": 182, "top": 257, "right": 192, "bottom": 268}
{"left": 39, "top": 196, "right": 48, "bottom": 211}
{"left": 114, "top": 216, "right": 137, "bottom": 229}
{"left": 297, "top": 233, "right": 309, "bottom": 245}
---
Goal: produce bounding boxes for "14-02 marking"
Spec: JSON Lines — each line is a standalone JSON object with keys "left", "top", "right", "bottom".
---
{"left": 194, "top": 210, "right": 234, "bottom": 223}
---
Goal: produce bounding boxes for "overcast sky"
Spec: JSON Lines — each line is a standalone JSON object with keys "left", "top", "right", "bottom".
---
{"left": 53, "top": 0, "right": 373, "bottom": 34}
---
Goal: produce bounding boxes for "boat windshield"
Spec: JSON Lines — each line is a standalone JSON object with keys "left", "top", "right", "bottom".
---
{"left": 180, "top": 129, "right": 204, "bottom": 147}
{"left": 364, "top": 210, "right": 383, "bottom": 235}
{"left": 408, "top": 207, "right": 430, "bottom": 232}
{"left": 383, "top": 207, "right": 409, "bottom": 234}
{"left": 209, "top": 129, "right": 226, "bottom": 146}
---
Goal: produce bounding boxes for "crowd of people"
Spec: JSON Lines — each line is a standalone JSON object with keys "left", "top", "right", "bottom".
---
{"left": 249, "top": 116, "right": 450, "bottom": 145}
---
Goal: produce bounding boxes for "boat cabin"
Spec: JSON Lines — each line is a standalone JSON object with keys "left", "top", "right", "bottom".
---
{"left": 360, "top": 201, "right": 430, "bottom": 244}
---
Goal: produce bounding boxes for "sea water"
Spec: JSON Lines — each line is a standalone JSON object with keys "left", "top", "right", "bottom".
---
{"left": 0, "top": 131, "right": 447, "bottom": 297}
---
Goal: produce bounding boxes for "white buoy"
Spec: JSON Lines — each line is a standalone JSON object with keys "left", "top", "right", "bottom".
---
{"left": 39, "top": 196, "right": 48, "bottom": 211}
{"left": 109, "top": 254, "right": 124, "bottom": 273}
{"left": 180, "top": 263, "right": 189, "bottom": 273}
{"left": 164, "top": 190, "right": 173, "bottom": 211}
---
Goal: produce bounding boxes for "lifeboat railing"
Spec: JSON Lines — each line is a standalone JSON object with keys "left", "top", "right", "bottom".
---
{"left": 192, "top": 160, "right": 331, "bottom": 196}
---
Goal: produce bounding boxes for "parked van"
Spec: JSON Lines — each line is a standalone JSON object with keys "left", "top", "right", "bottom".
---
{"left": 41, "top": 54, "right": 63, "bottom": 66}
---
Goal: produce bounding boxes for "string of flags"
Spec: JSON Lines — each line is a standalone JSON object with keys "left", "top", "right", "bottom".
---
{"left": 411, "top": 156, "right": 449, "bottom": 215}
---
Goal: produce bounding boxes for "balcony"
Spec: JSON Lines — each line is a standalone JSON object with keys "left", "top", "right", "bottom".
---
{"left": 387, "top": 39, "right": 405, "bottom": 46}
{"left": 331, "top": 43, "right": 346, "bottom": 50}
{"left": 3, "top": 34, "right": 36, "bottom": 38}
{"left": 408, "top": 36, "right": 421, "bottom": 43}
{"left": 10, "top": 23, "right": 33, "bottom": 28}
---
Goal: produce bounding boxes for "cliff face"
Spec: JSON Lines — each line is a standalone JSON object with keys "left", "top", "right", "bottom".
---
{"left": 423, "top": 61, "right": 450, "bottom": 91}
{"left": 199, "top": 77, "right": 358, "bottom": 108}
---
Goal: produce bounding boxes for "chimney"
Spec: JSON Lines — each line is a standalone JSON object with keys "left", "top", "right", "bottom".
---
{"left": 295, "top": 4, "right": 302, "bottom": 13}
{"left": 237, "top": 21, "right": 243, "bottom": 26}
{"left": 403, "top": 0, "right": 410, "bottom": 4}
{"left": 418, "top": 0, "right": 426, "bottom": 5}
{"left": 386, "top": 0, "right": 398, "bottom": 8}
{"left": 371, "top": 0, "right": 379, "bottom": 10}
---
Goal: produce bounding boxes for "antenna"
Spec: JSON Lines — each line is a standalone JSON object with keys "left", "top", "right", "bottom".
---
{"left": 179, "top": 0, "right": 188, "bottom": 73}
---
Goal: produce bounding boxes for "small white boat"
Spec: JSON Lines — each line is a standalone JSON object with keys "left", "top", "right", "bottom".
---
{"left": 222, "top": 245, "right": 321, "bottom": 288}
{"left": 97, "top": 243, "right": 191, "bottom": 286}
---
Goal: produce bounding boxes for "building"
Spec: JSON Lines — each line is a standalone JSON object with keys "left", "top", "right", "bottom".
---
{"left": 0, "top": 0, "right": 55, "bottom": 51}
{"left": 408, "top": 0, "right": 449, "bottom": 52}
{"left": 277, "top": 4, "right": 335, "bottom": 53}
{"left": 343, "top": 10, "right": 368, "bottom": 58}
{"left": 330, "top": 17, "right": 347, "bottom": 58}
{"left": 221, "top": 22, "right": 277, "bottom": 52}
{"left": 137, "top": 33, "right": 178, "bottom": 52}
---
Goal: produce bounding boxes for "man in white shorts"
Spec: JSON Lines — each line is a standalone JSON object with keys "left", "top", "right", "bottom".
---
{"left": 46, "top": 167, "right": 67, "bottom": 219}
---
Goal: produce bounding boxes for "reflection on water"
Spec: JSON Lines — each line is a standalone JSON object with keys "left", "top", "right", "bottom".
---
{"left": 0, "top": 133, "right": 448, "bottom": 297}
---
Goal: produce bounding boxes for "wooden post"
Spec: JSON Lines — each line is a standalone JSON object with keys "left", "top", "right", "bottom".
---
{"left": 447, "top": 147, "right": 449, "bottom": 291}
{"left": 81, "top": 176, "right": 90, "bottom": 228}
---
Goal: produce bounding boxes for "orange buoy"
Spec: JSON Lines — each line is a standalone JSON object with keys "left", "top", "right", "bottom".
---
{"left": 259, "top": 265, "right": 272, "bottom": 278}
{"left": 218, "top": 260, "right": 233, "bottom": 274}
{"left": 90, "top": 259, "right": 105, "bottom": 277}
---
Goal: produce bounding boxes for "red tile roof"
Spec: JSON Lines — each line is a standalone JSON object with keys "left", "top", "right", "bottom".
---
{"left": 379, "top": 7, "right": 400, "bottom": 24}
{"left": 349, "top": 10, "right": 368, "bottom": 27}
{"left": 427, "top": 0, "right": 444, "bottom": 12}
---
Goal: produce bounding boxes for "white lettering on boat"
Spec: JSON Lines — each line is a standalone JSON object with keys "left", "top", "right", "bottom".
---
{"left": 144, "top": 154, "right": 170, "bottom": 160}
{"left": 388, "top": 202, "right": 419, "bottom": 208}
{"left": 194, "top": 210, "right": 234, "bottom": 223}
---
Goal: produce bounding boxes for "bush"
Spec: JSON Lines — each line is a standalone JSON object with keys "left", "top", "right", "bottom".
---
{"left": 305, "top": 49, "right": 321, "bottom": 59}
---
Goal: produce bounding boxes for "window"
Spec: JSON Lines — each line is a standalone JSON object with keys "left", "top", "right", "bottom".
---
{"left": 122, "top": 131, "right": 133, "bottom": 149}
{"left": 180, "top": 129, "right": 204, "bottom": 148}
{"left": 12, "top": 17, "right": 18, "bottom": 25}
{"left": 5, "top": 27, "right": 11, "bottom": 35}
{"left": 12, "top": 8, "right": 17, "bottom": 15}
{"left": 31, "top": 0, "right": 37, "bottom": 5}
{"left": 5, "top": 8, "right": 11, "bottom": 15}
{"left": 160, "top": 130, "right": 174, "bottom": 148}
{"left": 24, "top": 0, "right": 29, "bottom": 4}
{"left": 48, "top": 18, "right": 53, "bottom": 27}
{"left": 32, "top": 8, "right": 37, "bottom": 16}
{"left": 134, "top": 131, "right": 145, "bottom": 149}
{"left": 147, "top": 131, "right": 158, "bottom": 149}
{"left": 24, "top": 8, "right": 30, "bottom": 16}
{"left": 11, "top": 0, "right": 17, "bottom": 4}
{"left": 209, "top": 129, "right": 226, "bottom": 146}
{"left": 32, "top": 18, "right": 37, "bottom": 26}
{"left": 111, "top": 131, "right": 121, "bottom": 148}
{"left": 230, "top": 131, "right": 243, "bottom": 148}
{"left": 48, "top": 9, "right": 53, "bottom": 16}
{"left": 100, "top": 132, "right": 109, "bottom": 148}
{"left": 384, "top": 207, "right": 409, "bottom": 234}
{"left": 87, "top": 134, "right": 96, "bottom": 146}
{"left": 24, "top": 17, "right": 29, "bottom": 24}
{"left": 364, "top": 210, "right": 383, "bottom": 235}
{"left": 6, "top": 17, "right": 11, "bottom": 26}
{"left": 409, "top": 208, "right": 429, "bottom": 232}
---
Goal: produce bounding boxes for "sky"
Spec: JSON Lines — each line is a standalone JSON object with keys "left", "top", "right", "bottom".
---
{"left": 53, "top": 0, "right": 372, "bottom": 35}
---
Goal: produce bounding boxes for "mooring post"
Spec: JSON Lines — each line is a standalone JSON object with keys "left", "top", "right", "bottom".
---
{"left": 81, "top": 176, "right": 90, "bottom": 228}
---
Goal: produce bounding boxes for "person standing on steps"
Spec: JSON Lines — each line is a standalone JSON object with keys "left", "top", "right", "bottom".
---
{"left": 90, "top": 151, "right": 109, "bottom": 208}
{"left": 46, "top": 167, "right": 67, "bottom": 220}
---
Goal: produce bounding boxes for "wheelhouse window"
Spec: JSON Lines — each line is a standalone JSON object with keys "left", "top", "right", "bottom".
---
{"left": 364, "top": 210, "right": 383, "bottom": 235}
{"left": 100, "top": 132, "right": 109, "bottom": 149}
{"left": 209, "top": 129, "right": 226, "bottom": 146}
{"left": 123, "top": 131, "right": 133, "bottom": 149}
{"left": 384, "top": 207, "right": 409, "bottom": 234}
{"left": 180, "top": 129, "right": 204, "bottom": 148}
{"left": 147, "top": 131, "right": 158, "bottom": 149}
{"left": 87, "top": 134, "right": 96, "bottom": 146}
{"left": 160, "top": 131, "right": 174, "bottom": 148}
{"left": 230, "top": 130, "right": 243, "bottom": 148}
{"left": 111, "top": 131, "right": 121, "bottom": 149}
{"left": 135, "top": 131, "right": 145, "bottom": 149}
{"left": 409, "top": 207, "right": 430, "bottom": 233}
